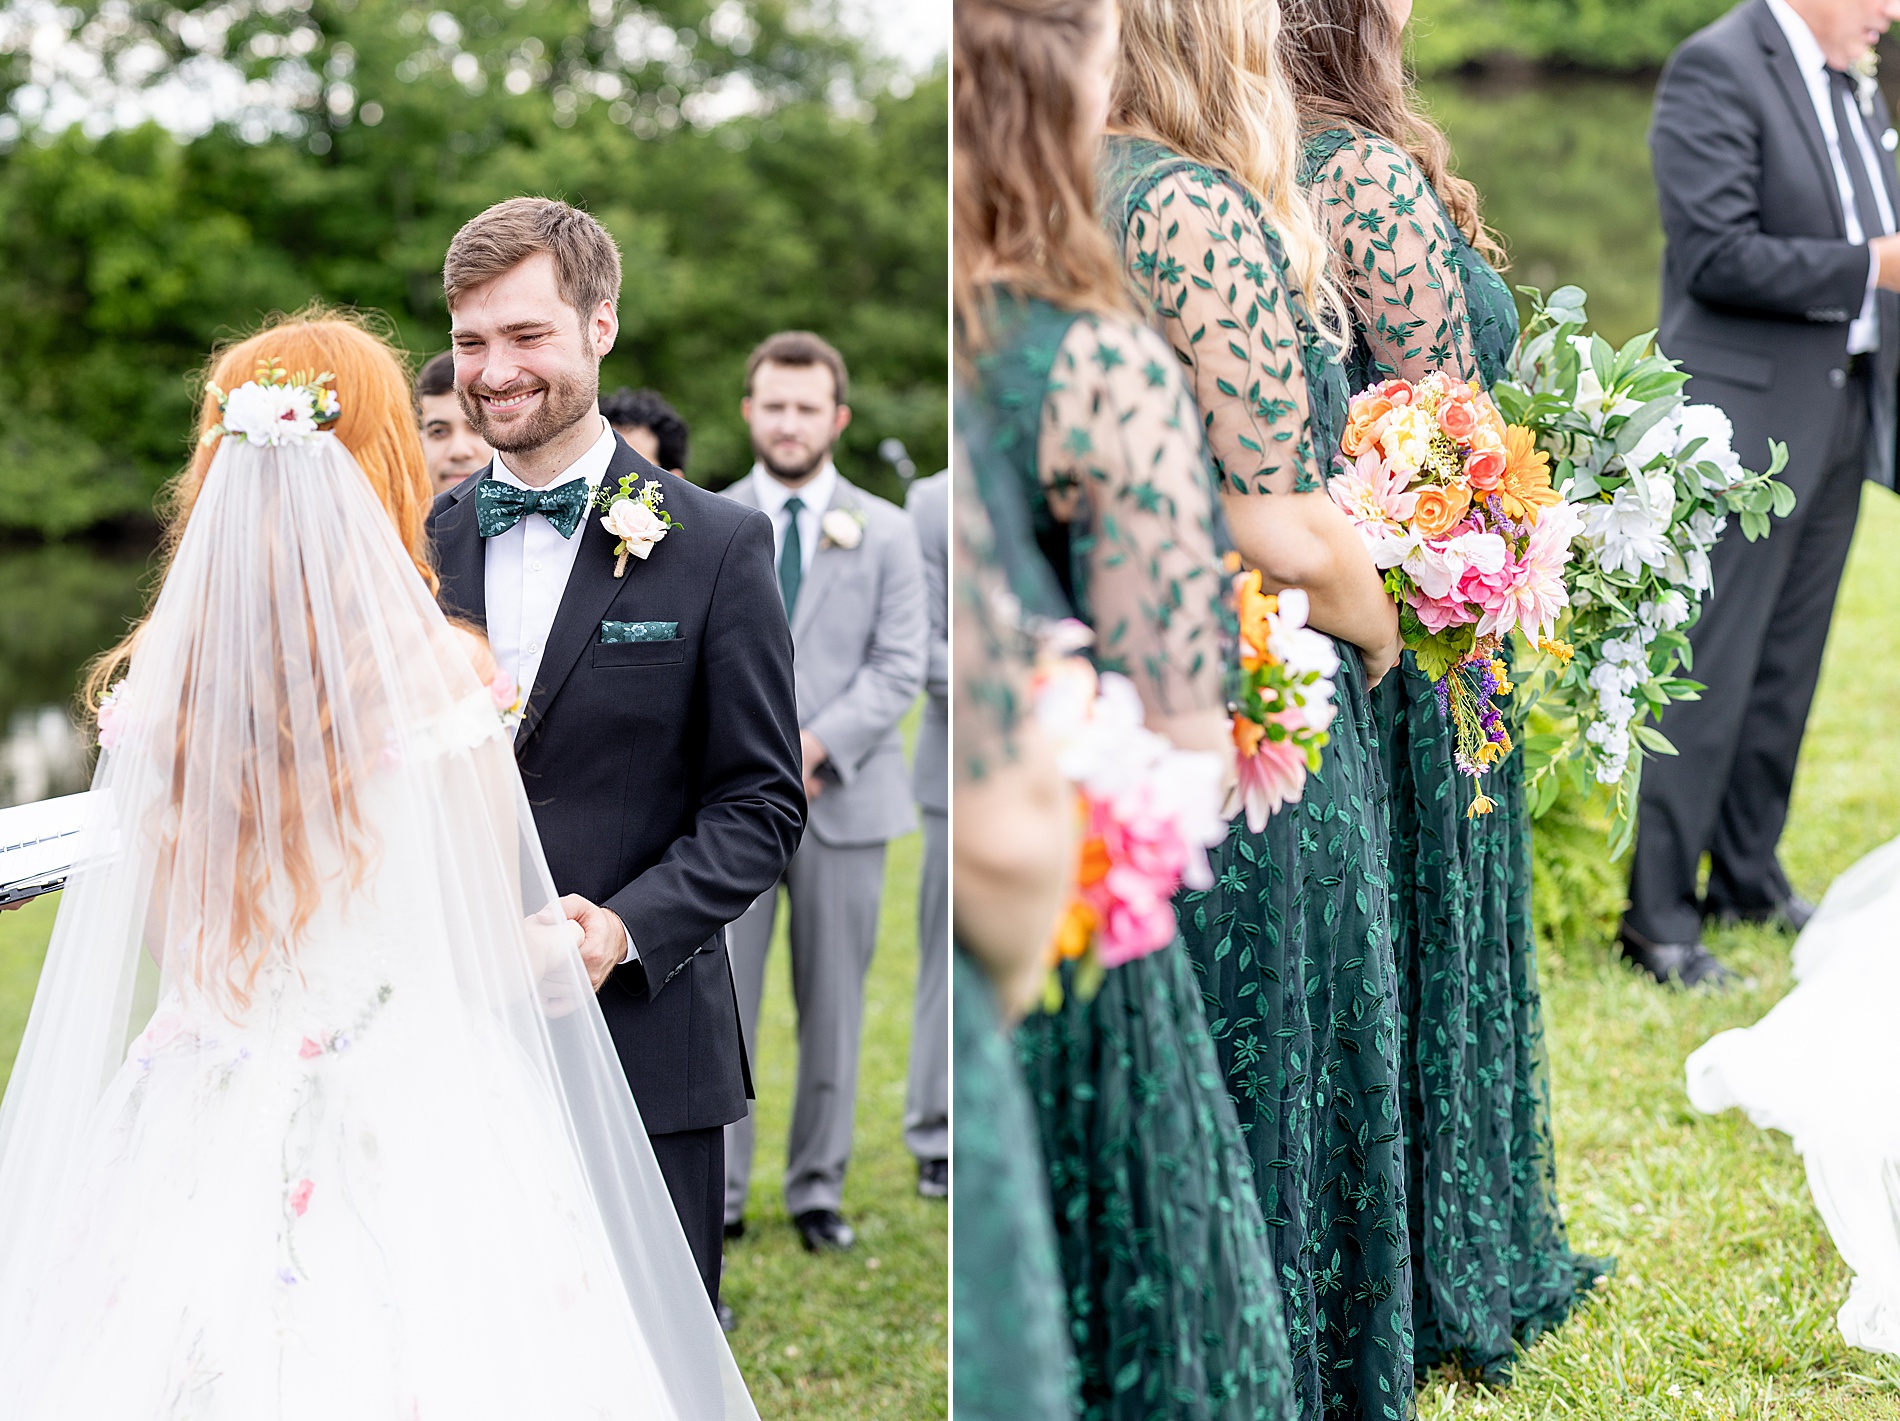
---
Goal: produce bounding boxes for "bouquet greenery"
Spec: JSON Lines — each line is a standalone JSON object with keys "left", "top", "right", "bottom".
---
{"left": 1494, "top": 286, "right": 1793, "bottom": 854}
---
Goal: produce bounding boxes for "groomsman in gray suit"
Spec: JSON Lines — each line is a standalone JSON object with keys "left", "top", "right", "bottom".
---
{"left": 902, "top": 470, "right": 949, "bottom": 1199}
{"left": 721, "top": 332, "right": 927, "bottom": 1252}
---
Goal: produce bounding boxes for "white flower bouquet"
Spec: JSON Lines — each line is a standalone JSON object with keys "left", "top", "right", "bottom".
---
{"left": 1493, "top": 286, "right": 1793, "bottom": 853}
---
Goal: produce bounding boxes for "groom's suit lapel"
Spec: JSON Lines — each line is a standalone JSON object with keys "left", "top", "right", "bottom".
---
{"left": 516, "top": 441, "right": 644, "bottom": 750}
{"left": 1753, "top": 0, "right": 1848, "bottom": 235}
{"left": 435, "top": 466, "right": 491, "bottom": 627}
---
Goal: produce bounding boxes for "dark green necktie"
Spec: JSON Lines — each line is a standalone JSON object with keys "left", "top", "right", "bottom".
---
{"left": 779, "top": 496, "right": 805, "bottom": 616}
{"left": 475, "top": 477, "right": 591, "bottom": 540}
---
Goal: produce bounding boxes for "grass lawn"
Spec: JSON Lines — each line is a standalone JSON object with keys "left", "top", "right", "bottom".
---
{"left": 1418, "top": 484, "right": 1900, "bottom": 1418}
{"left": 0, "top": 823, "right": 946, "bottom": 1421}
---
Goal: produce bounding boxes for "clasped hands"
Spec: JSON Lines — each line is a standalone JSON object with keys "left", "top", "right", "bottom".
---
{"left": 524, "top": 896, "right": 628, "bottom": 1006}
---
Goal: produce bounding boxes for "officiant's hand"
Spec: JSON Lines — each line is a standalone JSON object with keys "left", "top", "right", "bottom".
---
{"left": 800, "top": 729, "right": 829, "bottom": 801}
{"left": 561, "top": 894, "right": 629, "bottom": 990}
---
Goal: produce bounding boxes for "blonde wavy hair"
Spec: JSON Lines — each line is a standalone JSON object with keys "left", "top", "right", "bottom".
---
{"left": 1110, "top": 0, "right": 1348, "bottom": 348}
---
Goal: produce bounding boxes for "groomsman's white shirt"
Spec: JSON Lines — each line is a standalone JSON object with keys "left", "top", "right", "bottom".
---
{"left": 481, "top": 415, "right": 638, "bottom": 964}
{"left": 1766, "top": 0, "right": 1896, "bottom": 353}
{"left": 750, "top": 459, "right": 839, "bottom": 578}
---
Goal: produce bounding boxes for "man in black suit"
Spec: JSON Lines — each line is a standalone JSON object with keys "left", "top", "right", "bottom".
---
{"left": 1633, "top": 0, "right": 1900, "bottom": 985}
{"left": 426, "top": 197, "right": 805, "bottom": 1312}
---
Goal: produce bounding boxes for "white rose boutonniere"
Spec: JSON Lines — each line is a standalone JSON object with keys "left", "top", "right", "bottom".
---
{"left": 593, "top": 476, "right": 681, "bottom": 577}
{"left": 821, "top": 507, "right": 866, "bottom": 551}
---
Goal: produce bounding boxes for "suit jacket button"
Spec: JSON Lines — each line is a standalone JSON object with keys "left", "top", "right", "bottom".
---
{"left": 1829, "top": 367, "right": 1848, "bottom": 388}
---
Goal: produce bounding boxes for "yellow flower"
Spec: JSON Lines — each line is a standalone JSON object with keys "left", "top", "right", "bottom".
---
{"left": 1538, "top": 636, "right": 1575, "bottom": 663}
{"left": 1050, "top": 899, "right": 1096, "bottom": 964}
{"left": 1497, "top": 425, "right": 1562, "bottom": 524}
{"left": 1467, "top": 792, "right": 1495, "bottom": 819}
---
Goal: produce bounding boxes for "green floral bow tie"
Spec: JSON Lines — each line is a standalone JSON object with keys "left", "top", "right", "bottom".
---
{"left": 475, "top": 476, "right": 591, "bottom": 540}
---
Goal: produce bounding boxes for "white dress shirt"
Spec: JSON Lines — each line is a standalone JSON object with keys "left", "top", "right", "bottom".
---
{"left": 484, "top": 417, "right": 617, "bottom": 715}
{"left": 751, "top": 460, "right": 840, "bottom": 584}
{"left": 481, "top": 417, "right": 639, "bottom": 966}
{"left": 1767, "top": 0, "right": 1897, "bottom": 353}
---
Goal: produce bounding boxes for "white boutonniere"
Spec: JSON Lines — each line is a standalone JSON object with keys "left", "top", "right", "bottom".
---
{"left": 593, "top": 475, "right": 681, "bottom": 577}
{"left": 820, "top": 506, "right": 866, "bottom": 551}
{"left": 1855, "top": 50, "right": 1880, "bottom": 118}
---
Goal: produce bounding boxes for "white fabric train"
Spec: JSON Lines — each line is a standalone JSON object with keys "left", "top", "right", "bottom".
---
{"left": 0, "top": 429, "right": 758, "bottom": 1419}
{"left": 1687, "top": 834, "right": 1900, "bottom": 1357}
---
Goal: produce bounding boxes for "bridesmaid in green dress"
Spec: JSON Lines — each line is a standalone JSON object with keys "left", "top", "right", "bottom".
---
{"left": 949, "top": 417, "right": 1082, "bottom": 1421}
{"left": 1099, "top": 1, "right": 1415, "bottom": 1415}
{"left": 1281, "top": 0, "right": 1611, "bottom": 1382}
{"left": 956, "top": 0, "right": 1297, "bottom": 1415}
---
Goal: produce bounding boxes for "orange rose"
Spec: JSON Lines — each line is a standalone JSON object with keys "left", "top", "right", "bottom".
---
{"left": 1411, "top": 482, "right": 1472, "bottom": 538}
{"left": 1376, "top": 378, "right": 1416, "bottom": 406}
{"left": 1439, "top": 398, "right": 1479, "bottom": 442}
{"left": 1341, "top": 396, "right": 1394, "bottom": 457}
{"left": 1498, "top": 425, "right": 1561, "bottom": 523}
{"left": 1466, "top": 448, "right": 1507, "bottom": 492}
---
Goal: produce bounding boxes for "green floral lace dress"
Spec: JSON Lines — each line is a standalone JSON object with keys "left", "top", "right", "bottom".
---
{"left": 1300, "top": 126, "right": 1609, "bottom": 1383}
{"left": 968, "top": 290, "right": 1297, "bottom": 1421}
{"left": 1098, "top": 135, "right": 1411, "bottom": 1421}
{"left": 950, "top": 415, "right": 1080, "bottom": 1421}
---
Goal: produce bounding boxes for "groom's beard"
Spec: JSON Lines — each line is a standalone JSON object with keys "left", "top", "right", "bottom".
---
{"left": 460, "top": 370, "right": 598, "bottom": 456}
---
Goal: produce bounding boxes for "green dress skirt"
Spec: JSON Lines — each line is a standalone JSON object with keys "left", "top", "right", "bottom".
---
{"left": 1098, "top": 135, "right": 1414, "bottom": 1421}
{"left": 954, "top": 950, "right": 1078, "bottom": 1420}
{"left": 974, "top": 289, "right": 1298, "bottom": 1421}
{"left": 1301, "top": 125, "right": 1611, "bottom": 1383}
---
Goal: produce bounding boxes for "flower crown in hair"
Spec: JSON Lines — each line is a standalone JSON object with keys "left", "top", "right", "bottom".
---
{"left": 201, "top": 359, "right": 342, "bottom": 448}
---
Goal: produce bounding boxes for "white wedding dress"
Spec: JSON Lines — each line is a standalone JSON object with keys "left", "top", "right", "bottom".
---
{"left": 1687, "top": 836, "right": 1900, "bottom": 1355}
{"left": 0, "top": 416, "right": 757, "bottom": 1419}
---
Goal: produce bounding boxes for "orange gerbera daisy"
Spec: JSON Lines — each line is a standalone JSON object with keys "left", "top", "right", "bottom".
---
{"left": 1497, "top": 425, "right": 1562, "bottom": 524}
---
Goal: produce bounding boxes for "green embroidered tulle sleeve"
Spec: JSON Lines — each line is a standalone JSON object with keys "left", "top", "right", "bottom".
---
{"left": 1116, "top": 167, "right": 1326, "bottom": 497}
{"left": 1308, "top": 131, "right": 1479, "bottom": 385}
{"left": 1036, "top": 314, "right": 1230, "bottom": 719}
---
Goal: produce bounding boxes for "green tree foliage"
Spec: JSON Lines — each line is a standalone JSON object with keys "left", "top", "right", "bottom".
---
{"left": 0, "top": 0, "right": 946, "bottom": 535}
{"left": 1409, "top": 0, "right": 1737, "bottom": 72}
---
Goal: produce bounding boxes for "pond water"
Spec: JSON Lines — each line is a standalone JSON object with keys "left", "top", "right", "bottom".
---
{"left": 1423, "top": 71, "right": 1665, "bottom": 347}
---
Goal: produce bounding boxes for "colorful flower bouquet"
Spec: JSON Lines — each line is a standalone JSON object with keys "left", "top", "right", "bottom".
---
{"left": 1330, "top": 371, "right": 1576, "bottom": 812}
{"left": 1229, "top": 569, "right": 1339, "bottom": 830}
{"left": 1492, "top": 285, "right": 1792, "bottom": 853}
{"left": 1033, "top": 637, "right": 1228, "bottom": 1008}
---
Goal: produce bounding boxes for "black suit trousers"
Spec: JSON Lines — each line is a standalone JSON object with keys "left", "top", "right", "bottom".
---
{"left": 1627, "top": 372, "right": 1869, "bottom": 943}
{"left": 649, "top": 1125, "right": 726, "bottom": 1306}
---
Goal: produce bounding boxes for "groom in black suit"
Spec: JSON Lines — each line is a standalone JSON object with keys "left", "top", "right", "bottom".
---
{"left": 426, "top": 197, "right": 805, "bottom": 1308}
{"left": 1631, "top": 0, "right": 1900, "bottom": 985}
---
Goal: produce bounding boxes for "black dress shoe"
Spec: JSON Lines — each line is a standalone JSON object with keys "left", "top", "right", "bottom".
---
{"left": 716, "top": 1300, "right": 738, "bottom": 1333}
{"left": 793, "top": 1209, "right": 856, "bottom": 1252}
{"left": 723, "top": 1218, "right": 746, "bottom": 1242}
{"left": 1704, "top": 894, "right": 1816, "bottom": 935}
{"left": 917, "top": 1158, "right": 948, "bottom": 1200}
{"left": 1616, "top": 924, "right": 1736, "bottom": 989}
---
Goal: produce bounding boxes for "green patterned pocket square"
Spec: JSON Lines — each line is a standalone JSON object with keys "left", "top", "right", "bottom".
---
{"left": 600, "top": 620, "right": 680, "bottom": 644}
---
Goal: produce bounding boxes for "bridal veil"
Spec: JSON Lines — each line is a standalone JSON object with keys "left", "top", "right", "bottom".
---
{"left": 0, "top": 407, "right": 758, "bottom": 1418}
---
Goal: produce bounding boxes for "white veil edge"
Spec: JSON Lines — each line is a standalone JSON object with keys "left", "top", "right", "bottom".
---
{"left": 0, "top": 431, "right": 756, "bottom": 1419}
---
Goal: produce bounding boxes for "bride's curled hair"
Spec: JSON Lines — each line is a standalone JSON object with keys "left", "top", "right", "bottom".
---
{"left": 83, "top": 310, "right": 440, "bottom": 1010}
